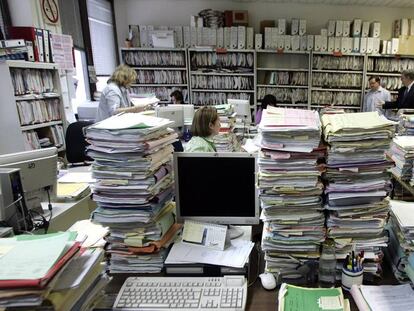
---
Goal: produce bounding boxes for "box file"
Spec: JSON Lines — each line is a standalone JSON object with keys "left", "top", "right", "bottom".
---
{"left": 216, "top": 28, "right": 224, "bottom": 48}
{"left": 335, "top": 20, "right": 343, "bottom": 37}
{"left": 299, "top": 19, "right": 306, "bottom": 36}
{"left": 237, "top": 26, "right": 246, "bottom": 49}
{"left": 360, "top": 37, "right": 367, "bottom": 53}
{"left": 366, "top": 37, "right": 374, "bottom": 54}
{"left": 327, "top": 20, "right": 336, "bottom": 36}
{"left": 328, "top": 37, "right": 335, "bottom": 52}
{"left": 300, "top": 36, "right": 307, "bottom": 51}
{"left": 190, "top": 27, "right": 197, "bottom": 47}
{"left": 35, "top": 28, "right": 44, "bottom": 62}
{"left": 278, "top": 19, "right": 286, "bottom": 34}
{"left": 291, "top": 36, "right": 300, "bottom": 51}
{"left": 352, "top": 19, "right": 362, "bottom": 37}
{"left": 343, "top": 21, "right": 350, "bottom": 37}
{"left": 370, "top": 22, "right": 381, "bottom": 38}
{"left": 271, "top": 27, "right": 279, "bottom": 49}
{"left": 255, "top": 34, "right": 263, "bottom": 50}
{"left": 291, "top": 19, "right": 299, "bottom": 35}
{"left": 320, "top": 36, "right": 328, "bottom": 52}
{"left": 373, "top": 38, "right": 380, "bottom": 54}
{"left": 224, "top": 27, "right": 231, "bottom": 48}
{"left": 183, "top": 26, "right": 190, "bottom": 48}
{"left": 264, "top": 27, "right": 272, "bottom": 49}
{"left": 284, "top": 35, "right": 291, "bottom": 51}
{"left": 334, "top": 37, "right": 341, "bottom": 52}
{"left": 341, "top": 37, "right": 347, "bottom": 53}
{"left": 361, "top": 22, "right": 370, "bottom": 37}
{"left": 307, "top": 35, "right": 314, "bottom": 51}
{"left": 8, "top": 26, "right": 42, "bottom": 62}
{"left": 314, "top": 35, "right": 321, "bottom": 51}
{"left": 246, "top": 27, "right": 254, "bottom": 49}
{"left": 353, "top": 37, "right": 360, "bottom": 53}
{"left": 43, "top": 29, "right": 50, "bottom": 62}
{"left": 230, "top": 26, "right": 238, "bottom": 49}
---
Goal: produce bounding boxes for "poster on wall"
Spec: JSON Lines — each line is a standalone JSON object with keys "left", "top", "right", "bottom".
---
{"left": 40, "top": 0, "right": 60, "bottom": 25}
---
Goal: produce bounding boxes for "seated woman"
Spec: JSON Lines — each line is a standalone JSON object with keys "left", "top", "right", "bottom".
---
{"left": 184, "top": 106, "right": 220, "bottom": 152}
{"left": 255, "top": 94, "right": 277, "bottom": 125}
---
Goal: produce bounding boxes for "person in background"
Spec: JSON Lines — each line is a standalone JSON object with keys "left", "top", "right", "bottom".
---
{"left": 363, "top": 76, "right": 391, "bottom": 113}
{"left": 377, "top": 70, "right": 414, "bottom": 111}
{"left": 185, "top": 106, "right": 220, "bottom": 152}
{"left": 170, "top": 90, "right": 184, "bottom": 105}
{"left": 95, "top": 65, "right": 145, "bottom": 122}
{"left": 256, "top": 94, "right": 277, "bottom": 125}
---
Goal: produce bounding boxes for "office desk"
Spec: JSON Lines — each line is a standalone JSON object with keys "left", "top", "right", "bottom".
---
{"left": 41, "top": 194, "right": 96, "bottom": 232}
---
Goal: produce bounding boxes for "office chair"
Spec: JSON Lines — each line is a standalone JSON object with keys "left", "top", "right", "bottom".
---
{"left": 65, "top": 121, "right": 94, "bottom": 165}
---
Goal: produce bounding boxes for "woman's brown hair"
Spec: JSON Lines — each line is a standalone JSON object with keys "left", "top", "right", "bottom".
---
{"left": 191, "top": 106, "right": 219, "bottom": 137}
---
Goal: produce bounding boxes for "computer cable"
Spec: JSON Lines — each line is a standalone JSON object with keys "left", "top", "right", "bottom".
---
{"left": 247, "top": 241, "right": 262, "bottom": 288}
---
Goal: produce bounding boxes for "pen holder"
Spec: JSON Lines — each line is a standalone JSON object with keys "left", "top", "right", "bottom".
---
{"left": 341, "top": 267, "right": 363, "bottom": 291}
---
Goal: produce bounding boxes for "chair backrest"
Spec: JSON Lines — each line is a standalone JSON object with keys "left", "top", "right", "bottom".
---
{"left": 65, "top": 121, "right": 94, "bottom": 164}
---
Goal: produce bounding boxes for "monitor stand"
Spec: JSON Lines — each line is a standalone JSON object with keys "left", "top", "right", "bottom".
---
{"left": 228, "top": 225, "right": 244, "bottom": 239}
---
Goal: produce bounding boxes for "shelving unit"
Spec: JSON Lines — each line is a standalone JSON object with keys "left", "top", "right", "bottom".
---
{"left": 256, "top": 50, "right": 310, "bottom": 110}
{"left": 365, "top": 54, "right": 414, "bottom": 102}
{"left": 310, "top": 52, "right": 365, "bottom": 111}
{"left": 188, "top": 48, "right": 256, "bottom": 114}
{"left": 120, "top": 47, "right": 189, "bottom": 103}
{"left": 2, "top": 60, "right": 67, "bottom": 152}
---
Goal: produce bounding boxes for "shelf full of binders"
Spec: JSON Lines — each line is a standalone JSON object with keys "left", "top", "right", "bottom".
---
{"left": 188, "top": 49, "right": 256, "bottom": 106}
{"left": 310, "top": 52, "right": 364, "bottom": 111}
{"left": 6, "top": 60, "right": 66, "bottom": 151}
{"left": 120, "top": 48, "right": 189, "bottom": 103}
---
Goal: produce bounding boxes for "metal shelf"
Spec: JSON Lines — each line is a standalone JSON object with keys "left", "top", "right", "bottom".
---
{"left": 6, "top": 60, "right": 59, "bottom": 70}
{"left": 190, "top": 71, "right": 254, "bottom": 76}
{"left": 191, "top": 89, "right": 255, "bottom": 93}
{"left": 257, "top": 67, "right": 308, "bottom": 71}
{"left": 131, "top": 83, "right": 188, "bottom": 87}
{"left": 257, "top": 84, "right": 308, "bottom": 89}
{"left": 311, "top": 87, "right": 362, "bottom": 92}
{"left": 366, "top": 72, "right": 401, "bottom": 77}
{"left": 121, "top": 47, "right": 186, "bottom": 51}
{"left": 256, "top": 50, "right": 310, "bottom": 55}
{"left": 130, "top": 67, "right": 187, "bottom": 70}
{"left": 312, "top": 69, "right": 363, "bottom": 74}
{"left": 15, "top": 94, "right": 60, "bottom": 101}
{"left": 20, "top": 120, "right": 63, "bottom": 131}
{"left": 188, "top": 48, "right": 255, "bottom": 53}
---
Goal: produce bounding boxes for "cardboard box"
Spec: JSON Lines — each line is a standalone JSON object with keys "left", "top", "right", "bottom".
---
{"left": 397, "top": 36, "right": 414, "bottom": 54}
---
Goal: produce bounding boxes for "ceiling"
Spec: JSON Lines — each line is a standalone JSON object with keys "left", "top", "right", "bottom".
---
{"left": 232, "top": 0, "right": 414, "bottom": 8}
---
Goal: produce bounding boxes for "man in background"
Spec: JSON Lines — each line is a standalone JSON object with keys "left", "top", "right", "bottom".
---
{"left": 377, "top": 70, "right": 414, "bottom": 111}
{"left": 363, "top": 76, "right": 391, "bottom": 113}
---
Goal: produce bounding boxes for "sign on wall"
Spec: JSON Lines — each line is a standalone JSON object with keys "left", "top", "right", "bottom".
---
{"left": 41, "top": 0, "right": 60, "bottom": 25}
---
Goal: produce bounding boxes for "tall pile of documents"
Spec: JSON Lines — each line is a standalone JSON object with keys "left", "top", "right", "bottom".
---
{"left": 214, "top": 104, "right": 239, "bottom": 152}
{"left": 322, "top": 112, "right": 395, "bottom": 280}
{"left": 398, "top": 109, "right": 414, "bottom": 135}
{"left": 256, "top": 107, "right": 324, "bottom": 281}
{"left": 386, "top": 200, "right": 414, "bottom": 284}
{"left": 387, "top": 136, "right": 414, "bottom": 181}
{"left": 86, "top": 113, "right": 180, "bottom": 274}
{"left": 0, "top": 232, "right": 108, "bottom": 310}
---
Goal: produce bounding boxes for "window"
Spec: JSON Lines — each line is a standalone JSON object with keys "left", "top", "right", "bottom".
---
{"left": 87, "top": 0, "right": 117, "bottom": 93}
{"left": 71, "top": 48, "right": 91, "bottom": 112}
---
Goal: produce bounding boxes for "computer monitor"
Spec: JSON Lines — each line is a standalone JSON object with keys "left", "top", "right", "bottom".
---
{"left": 227, "top": 99, "right": 251, "bottom": 122}
{"left": 156, "top": 104, "right": 195, "bottom": 127}
{"left": 0, "top": 147, "right": 58, "bottom": 213}
{"left": 174, "top": 152, "right": 259, "bottom": 228}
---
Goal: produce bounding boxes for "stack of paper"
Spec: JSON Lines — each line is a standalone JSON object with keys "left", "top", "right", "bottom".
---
{"left": 214, "top": 104, "right": 239, "bottom": 152}
{"left": 398, "top": 109, "right": 414, "bottom": 135}
{"left": 350, "top": 284, "right": 414, "bottom": 311}
{"left": 85, "top": 113, "right": 181, "bottom": 274}
{"left": 387, "top": 136, "right": 414, "bottom": 181}
{"left": 322, "top": 112, "right": 396, "bottom": 279}
{"left": 0, "top": 232, "right": 106, "bottom": 310}
{"left": 256, "top": 107, "right": 324, "bottom": 281}
{"left": 385, "top": 200, "right": 414, "bottom": 284}
{"left": 278, "top": 283, "right": 350, "bottom": 311}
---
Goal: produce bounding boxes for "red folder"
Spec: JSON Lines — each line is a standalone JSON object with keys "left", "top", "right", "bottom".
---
{"left": 8, "top": 26, "right": 41, "bottom": 62}
{"left": 0, "top": 242, "right": 81, "bottom": 289}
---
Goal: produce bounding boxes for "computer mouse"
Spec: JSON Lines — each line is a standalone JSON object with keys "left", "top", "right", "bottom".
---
{"left": 259, "top": 272, "right": 277, "bottom": 290}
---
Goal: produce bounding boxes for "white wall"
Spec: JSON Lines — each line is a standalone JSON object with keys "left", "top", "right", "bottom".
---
{"left": 8, "top": 0, "right": 62, "bottom": 33}
{"left": 114, "top": 0, "right": 414, "bottom": 48}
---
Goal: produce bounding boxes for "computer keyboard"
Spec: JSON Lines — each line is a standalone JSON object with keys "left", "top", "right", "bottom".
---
{"left": 113, "top": 276, "right": 247, "bottom": 310}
